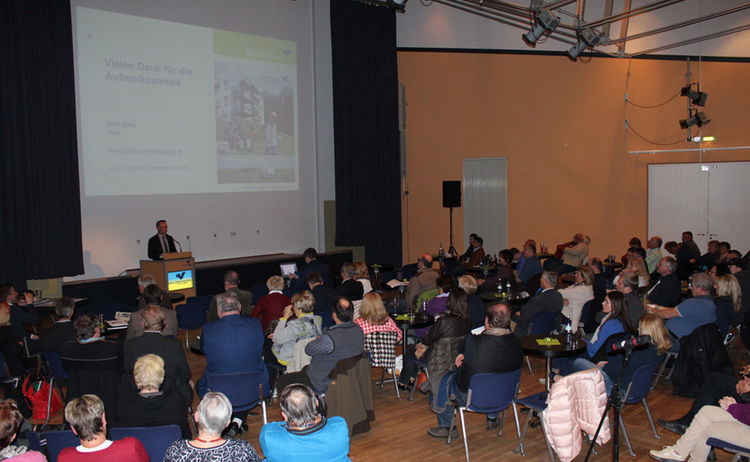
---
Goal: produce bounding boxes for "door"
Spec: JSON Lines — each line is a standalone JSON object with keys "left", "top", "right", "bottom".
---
{"left": 462, "top": 158, "right": 508, "bottom": 256}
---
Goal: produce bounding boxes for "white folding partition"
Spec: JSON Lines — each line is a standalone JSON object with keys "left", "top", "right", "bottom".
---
{"left": 462, "top": 158, "right": 508, "bottom": 256}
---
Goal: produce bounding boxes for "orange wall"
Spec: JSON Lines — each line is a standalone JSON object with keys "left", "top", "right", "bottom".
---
{"left": 398, "top": 52, "right": 750, "bottom": 263}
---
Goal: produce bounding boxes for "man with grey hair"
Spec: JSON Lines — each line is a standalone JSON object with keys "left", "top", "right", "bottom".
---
{"left": 337, "top": 262, "right": 363, "bottom": 302}
{"left": 649, "top": 271, "right": 716, "bottom": 342}
{"left": 207, "top": 270, "right": 253, "bottom": 322}
{"left": 512, "top": 271, "right": 563, "bottom": 336}
{"left": 39, "top": 297, "right": 76, "bottom": 355}
{"left": 260, "top": 384, "right": 350, "bottom": 461}
{"left": 647, "top": 256, "right": 681, "bottom": 308}
{"left": 197, "top": 291, "right": 268, "bottom": 437}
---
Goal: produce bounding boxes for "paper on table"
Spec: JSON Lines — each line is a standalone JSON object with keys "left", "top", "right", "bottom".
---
{"left": 536, "top": 337, "right": 561, "bottom": 346}
{"left": 386, "top": 279, "right": 408, "bottom": 288}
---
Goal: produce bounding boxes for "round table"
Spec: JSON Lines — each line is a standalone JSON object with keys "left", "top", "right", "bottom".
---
{"left": 392, "top": 314, "right": 434, "bottom": 353}
{"left": 521, "top": 334, "right": 586, "bottom": 390}
{"left": 478, "top": 291, "right": 530, "bottom": 306}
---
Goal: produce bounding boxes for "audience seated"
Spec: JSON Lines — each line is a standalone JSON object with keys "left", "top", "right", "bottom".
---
{"left": 648, "top": 271, "right": 716, "bottom": 347}
{"left": 288, "top": 248, "right": 330, "bottom": 293}
{"left": 126, "top": 284, "right": 177, "bottom": 340}
{"left": 645, "top": 235, "right": 663, "bottom": 274}
{"left": 0, "top": 399, "right": 45, "bottom": 461}
{"left": 61, "top": 314, "right": 121, "bottom": 422}
{"left": 616, "top": 272, "right": 644, "bottom": 328}
{"left": 353, "top": 262, "right": 373, "bottom": 295}
{"left": 0, "top": 284, "right": 39, "bottom": 352}
{"left": 646, "top": 256, "right": 681, "bottom": 308}
{"left": 135, "top": 273, "right": 172, "bottom": 311}
{"left": 0, "top": 305, "right": 24, "bottom": 377}
{"left": 516, "top": 243, "right": 542, "bottom": 285}
{"left": 163, "top": 392, "right": 261, "bottom": 462}
{"left": 116, "top": 354, "right": 190, "bottom": 437}
{"left": 545, "top": 233, "right": 590, "bottom": 275}
{"left": 123, "top": 306, "right": 193, "bottom": 405}
{"left": 58, "top": 394, "right": 149, "bottom": 462}
{"left": 260, "top": 384, "right": 350, "bottom": 462}
{"left": 571, "top": 314, "right": 670, "bottom": 395}
{"left": 354, "top": 292, "right": 402, "bottom": 343}
{"left": 478, "top": 249, "right": 514, "bottom": 291}
{"left": 657, "top": 363, "right": 750, "bottom": 435}
{"left": 276, "top": 297, "right": 364, "bottom": 394}
{"left": 458, "top": 275, "right": 486, "bottom": 330}
{"left": 428, "top": 302, "right": 522, "bottom": 439}
{"left": 714, "top": 274, "right": 742, "bottom": 339}
{"left": 696, "top": 240, "right": 720, "bottom": 270}
{"left": 650, "top": 400, "right": 750, "bottom": 462}
{"left": 198, "top": 292, "right": 268, "bottom": 407}
{"left": 584, "top": 258, "right": 607, "bottom": 332}
{"left": 271, "top": 291, "right": 322, "bottom": 366}
{"left": 728, "top": 258, "right": 750, "bottom": 315}
{"left": 337, "top": 262, "right": 364, "bottom": 302}
{"left": 404, "top": 254, "right": 440, "bottom": 312}
{"left": 512, "top": 271, "right": 563, "bottom": 336}
{"left": 557, "top": 265, "right": 594, "bottom": 329}
{"left": 307, "top": 272, "right": 337, "bottom": 329}
{"left": 399, "top": 288, "right": 471, "bottom": 393}
{"left": 208, "top": 270, "right": 253, "bottom": 322}
{"left": 620, "top": 237, "right": 642, "bottom": 266}
{"left": 675, "top": 231, "right": 701, "bottom": 280}
{"left": 39, "top": 297, "right": 76, "bottom": 355}
{"left": 413, "top": 275, "right": 454, "bottom": 337}
{"left": 251, "top": 276, "right": 291, "bottom": 332}
{"left": 458, "top": 233, "right": 485, "bottom": 269}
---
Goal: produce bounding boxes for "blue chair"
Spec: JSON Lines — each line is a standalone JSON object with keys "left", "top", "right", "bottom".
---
{"left": 525, "top": 311, "right": 559, "bottom": 374}
{"left": 618, "top": 361, "right": 662, "bottom": 457}
{"left": 176, "top": 302, "right": 209, "bottom": 348}
{"left": 27, "top": 430, "right": 78, "bottom": 462}
{"left": 110, "top": 425, "right": 181, "bottom": 462}
{"left": 249, "top": 282, "right": 269, "bottom": 305}
{"left": 185, "top": 294, "right": 215, "bottom": 306}
{"left": 43, "top": 351, "right": 69, "bottom": 381}
{"left": 446, "top": 369, "right": 523, "bottom": 462}
{"left": 515, "top": 390, "right": 557, "bottom": 460}
{"left": 578, "top": 300, "right": 594, "bottom": 335}
{"left": 706, "top": 437, "right": 750, "bottom": 461}
{"left": 206, "top": 370, "right": 267, "bottom": 424}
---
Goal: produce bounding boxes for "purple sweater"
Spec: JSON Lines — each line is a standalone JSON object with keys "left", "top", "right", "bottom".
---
{"left": 727, "top": 403, "right": 750, "bottom": 426}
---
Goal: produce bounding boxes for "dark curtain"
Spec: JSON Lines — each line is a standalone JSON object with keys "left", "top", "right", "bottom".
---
{"left": 0, "top": 1, "right": 83, "bottom": 286}
{"left": 331, "top": 0, "right": 402, "bottom": 266}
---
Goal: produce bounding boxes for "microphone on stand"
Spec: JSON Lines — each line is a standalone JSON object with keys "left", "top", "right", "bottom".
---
{"left": 186, "top": 235, "right": 191, "bottom": 252}
{"left": 173, "top": 238, "right": 183, "bottom": 252}
{"left": 612, "top": 334, "right": 651, "bottom": 352}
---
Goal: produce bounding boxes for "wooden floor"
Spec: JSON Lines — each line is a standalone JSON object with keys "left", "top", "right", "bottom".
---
{"left": 183, "top": 333, "right": 748, "bottom": 461}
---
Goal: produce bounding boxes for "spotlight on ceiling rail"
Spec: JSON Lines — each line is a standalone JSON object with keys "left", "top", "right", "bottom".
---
{"left": 566, "top": 28, "right": 601, "bottom": 61}
{"left": 679, "top": 109, "right": 710, "bottom": 129}
{"left": 522, "top": 9, "right": 561, "bottom": 47}
{"left": 681, "top": 84, "right": 707, "bottom": 107}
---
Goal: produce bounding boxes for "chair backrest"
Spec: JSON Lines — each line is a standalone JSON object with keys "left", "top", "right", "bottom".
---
{"left": 206, "top": 370, "right": 263, "bottom": 412}
{"left": 466, "top": 369, "right": 522, "bottom": 413}
{"left": 29, "top": 430, "right": 79, "bottom": 462}
{"left": 402, "top": 263, "right": 419, "bottom": 280}
{"left": 176, "top": 303, "right": 208, "bottom": 330}
{"left": 529, "top": 311, "right": 558, "bottom": 335}
{"left": 579, "top": 300, "right": 594, "bottom": 326}
{"left": 364, "top": 331, "right": 399, "bottom": 368}
{"left": 249, "top": 282, "right": 269, "bottom": 304}
{"left": 623, "top": 360, "right": 661, "bottom": 404}
{"left": 186, "top": 294, "right": 215, "bottom": 305}
{"left": 43, "top": 351, "right": 69, "bottom": 380}
{"left": 110, "top": 425, "right": 181, "bottom": 462}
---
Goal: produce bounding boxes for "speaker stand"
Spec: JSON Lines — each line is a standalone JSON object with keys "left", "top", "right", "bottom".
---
{"left": 448, "top": 207, "right": 457, "bottom": 256}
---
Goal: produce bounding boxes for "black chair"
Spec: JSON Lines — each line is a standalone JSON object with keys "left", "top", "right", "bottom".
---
{"left": 577, "top": 300, "right": 594, "bottom": 335}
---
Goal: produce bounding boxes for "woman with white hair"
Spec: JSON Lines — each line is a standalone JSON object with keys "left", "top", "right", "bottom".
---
{"left": 163, "top": 392, "right": 261, "bottom": 461}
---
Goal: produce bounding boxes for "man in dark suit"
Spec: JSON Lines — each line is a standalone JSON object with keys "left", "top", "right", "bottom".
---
{"left": 135, "top": 273, "right": 173, "bottom": 311}
{"left": 147, "top": 219, "right": 177, "bottom": 260}
{"left": 207, "top": 270, "right": 253, "bottom": 322}
{"left": 126, "top": 284, "right": 178, "bottom": 340}
{"left": 647, "top": 256, "right": 682, "bottom": 307}
{"left": 123, "top": 305, "right": 193, "bottom": 404}
{"left": 0, "top": 283, "right": 39, "bottom": 344}
{"left": 289, "top": 248, "right": 330, "bottom": 293}
{"left": 512, "top": 271, "right": 563, "bottom": 336}
{"left": 336, "top": 262, "right": 363, "bottom": 302}
{"left": 39, "top": 297, "right": 76, "bottom": 354}
{"left": 308, "top": 272, "right": 337, "bottom": 329}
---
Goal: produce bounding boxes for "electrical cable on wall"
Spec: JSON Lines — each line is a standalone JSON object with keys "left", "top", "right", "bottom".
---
{"left": 627, "top": 121, "right": 686, "bottom": 146}
{"left": 625, "top": 88, "right": 681, "bottom": 109}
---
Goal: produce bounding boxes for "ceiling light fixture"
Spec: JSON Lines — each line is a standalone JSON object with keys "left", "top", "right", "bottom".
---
{"left": 521, "top": 9, "right": 561, "bottom": 47}
{"left": 566, "top": 28, "right": 602, "bottom": 61}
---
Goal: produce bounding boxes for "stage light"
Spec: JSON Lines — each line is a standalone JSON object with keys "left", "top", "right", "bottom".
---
{"left": 679, "top": 110, "right": 710, "bottom": 129}
{"left": 680, "top": 84, "right": 707, "bottom": 106}
{"left": 566, "top": 28, "right": 601, "bottom": 61}
{"left": 522, "top": 9, "right": 560, "bottom": 47}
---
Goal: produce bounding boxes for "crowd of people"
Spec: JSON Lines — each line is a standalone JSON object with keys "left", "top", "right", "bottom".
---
{"left": 0, "top": 234, "right": 748, "bottom": 461}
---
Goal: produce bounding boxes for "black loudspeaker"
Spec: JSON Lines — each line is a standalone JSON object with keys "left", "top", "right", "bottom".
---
{"left": 442, "top": 181, "right": 461, "bottom": 208}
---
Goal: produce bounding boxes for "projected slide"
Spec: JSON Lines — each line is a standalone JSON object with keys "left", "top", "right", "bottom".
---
{"left": 76, "top": 7, "right": 298, "bottom": 196}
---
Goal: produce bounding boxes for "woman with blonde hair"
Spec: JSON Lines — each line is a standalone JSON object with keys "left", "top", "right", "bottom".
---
{"left": 571, "top": 314, "right": 669, "bottom": 395}
{"left": 354, "top": 292, "right": 402, "bottom": 342}
{"left": 353, "top": 262, "right": 373, "bottom": 295}
{"left": 714, "top": 273, "right": 742, "bottom": 338}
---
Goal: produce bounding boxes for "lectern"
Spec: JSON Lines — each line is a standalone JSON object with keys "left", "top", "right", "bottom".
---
{"left": 140, "top": 252, "right": 196, "bottom": 304}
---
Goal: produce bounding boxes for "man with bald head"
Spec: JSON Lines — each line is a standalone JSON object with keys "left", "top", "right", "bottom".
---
{"left": 404, "top": 254, "right": 440, "bottom": 311}
{"left": 645, "top": 236, "right": 663, "bottom": 274}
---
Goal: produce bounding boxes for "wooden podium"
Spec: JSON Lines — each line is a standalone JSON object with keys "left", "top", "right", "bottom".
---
{"left": 140, "top": 252, "right": 196, "bottom": 304}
